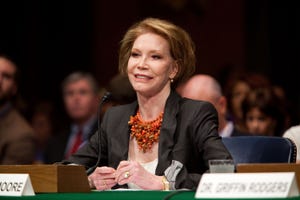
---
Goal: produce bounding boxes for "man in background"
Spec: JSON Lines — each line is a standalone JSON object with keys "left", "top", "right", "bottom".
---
{"left": 104, "top": 73, "right": 136, "bottom": 105}
{"left": 177, "top": 74, "right": 247, "bottom": 137}
{"left": 45, "top": 71, "right": 99, "bottom": 163}
{"left": 0, "top": 55, "right": 36, "bottom": 164}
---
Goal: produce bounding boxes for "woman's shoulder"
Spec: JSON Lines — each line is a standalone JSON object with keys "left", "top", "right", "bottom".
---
{"left": 180, "top": 97, "right": 215, "bottom": 111}
{"left": 176, "top": 97, "right": 218, "bottom": 121}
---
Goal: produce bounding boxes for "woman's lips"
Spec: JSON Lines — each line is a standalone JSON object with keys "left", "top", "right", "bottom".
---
{"left": 134, "top": 74, "right": 153, "bottom": 80}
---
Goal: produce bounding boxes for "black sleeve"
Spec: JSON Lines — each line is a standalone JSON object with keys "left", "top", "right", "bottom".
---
{"left": 168, "top": 101, "right": 232, "bottom": 190}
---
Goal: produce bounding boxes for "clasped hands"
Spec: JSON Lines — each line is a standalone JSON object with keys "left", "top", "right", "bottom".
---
{"left": 88, "top": 160, "right": 163, "bottom": 190}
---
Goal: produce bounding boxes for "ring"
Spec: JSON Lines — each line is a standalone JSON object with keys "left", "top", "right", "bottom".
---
{"left": 124, "top": 171, "right": 130, "bottom": 178}
{"left": 88, "top": 178, "right": 93, "bottom": 187}
{"left": 103, "top": 180, "right": 107, "bottom": 188}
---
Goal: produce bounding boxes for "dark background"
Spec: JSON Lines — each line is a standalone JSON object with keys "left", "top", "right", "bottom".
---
{"left": 0, "top": 0, "right": 299, "bottom": 123}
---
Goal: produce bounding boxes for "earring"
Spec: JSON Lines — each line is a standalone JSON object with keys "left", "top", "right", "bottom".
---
{"left": 170, "top": 79, "right": 174, "bottom": 83}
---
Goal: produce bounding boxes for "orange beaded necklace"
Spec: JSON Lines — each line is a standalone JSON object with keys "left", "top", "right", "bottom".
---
{"left": 128, "top": 111, "right": 164, "bottom": 153}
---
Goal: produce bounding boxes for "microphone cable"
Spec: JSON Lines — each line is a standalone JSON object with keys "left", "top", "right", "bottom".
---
{"left": 86, "top": 92, "right": 112, "bottom": 175}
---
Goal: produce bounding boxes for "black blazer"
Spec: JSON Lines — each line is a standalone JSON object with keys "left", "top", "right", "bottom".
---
{"left": 67, "top": 91, "right": 232, "bottom": 190}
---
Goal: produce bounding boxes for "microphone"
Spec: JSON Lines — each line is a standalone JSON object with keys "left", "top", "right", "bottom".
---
{"left": 86, "top": 92, "right": 112, "bottom": 175}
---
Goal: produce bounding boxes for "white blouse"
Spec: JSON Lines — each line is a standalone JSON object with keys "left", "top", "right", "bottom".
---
{"left": 127, "top": 158, "right": 158, "bottom": 189}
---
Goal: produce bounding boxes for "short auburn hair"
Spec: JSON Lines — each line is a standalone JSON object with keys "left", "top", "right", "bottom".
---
{"left": 118, "top": 18, "right": 196, "bottom": 88}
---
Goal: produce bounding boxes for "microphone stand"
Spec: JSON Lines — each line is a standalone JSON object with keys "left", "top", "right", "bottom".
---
{"left": 86, "top": 92, "right": 111, "bottom": 175}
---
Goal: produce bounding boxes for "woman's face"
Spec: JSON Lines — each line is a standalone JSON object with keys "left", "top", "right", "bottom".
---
{"left": 245, "top": 107, "right": 275, "bottom": 136}
{"left": 127, "top": 32, "right": 177, "bottom": 97}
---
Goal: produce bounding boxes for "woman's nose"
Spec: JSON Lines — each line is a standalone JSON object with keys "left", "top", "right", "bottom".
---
{"left": 137, "top": 57, "right": 148, "bottom": 69}
{"left": 251, "top": 120, "right": 260, "bottom": 129}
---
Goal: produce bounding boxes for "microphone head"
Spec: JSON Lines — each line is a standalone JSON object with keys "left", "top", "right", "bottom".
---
{"left": 102, "top": 92, "right": 112, "bottom": 102}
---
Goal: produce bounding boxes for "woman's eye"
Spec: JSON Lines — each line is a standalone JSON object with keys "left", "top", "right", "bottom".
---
{"left": 152, "top": 55, "right": 161, "bottom": 59}
{"left": 131, "top": 52, "right": 139, "bottom": 57}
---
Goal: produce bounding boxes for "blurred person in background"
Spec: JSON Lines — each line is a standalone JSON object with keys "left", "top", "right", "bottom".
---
{"left": 45, "top": 71, "right": 99, "bottom": 163}
{"left": 283, "top": 125, "right": 300, "bottom": 163}
{"left": 0, "top": 54, "right": 36, "bottom": 164}
{"left": 30, "top": 101, "right": 56, "bottom": 163}
{"left": 241, "top": 87, "right": 286, "bottom": 137}
{"left": 106, "top": 73, "right": 136, "bottom": 106}
{"left": 177, "top": 74, "right": 248, "bottom": 137}
{"left": 224, "top": 72, "right": 271, "bottom": 132}
{"left": 100, "top": 73, "right": 137, "bottom": 118}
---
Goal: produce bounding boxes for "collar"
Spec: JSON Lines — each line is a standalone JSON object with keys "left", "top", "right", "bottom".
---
{"left": 157, "top": 90, "right": 181, "bottom": 174}
{"left": 70, "top": 115, "right": 97, "bottom": 140}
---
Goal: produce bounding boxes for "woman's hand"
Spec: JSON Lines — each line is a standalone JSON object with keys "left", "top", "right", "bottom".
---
{"left": 88, "top": 166, "right": 117, "bottom": 190}
{"left": 115, "top": 160, "right": 163, "bottom": 190}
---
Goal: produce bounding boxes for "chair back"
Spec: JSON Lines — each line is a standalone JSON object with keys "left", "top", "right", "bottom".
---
{"left": 222, "top": 136, "right": 297, "bottom": 164}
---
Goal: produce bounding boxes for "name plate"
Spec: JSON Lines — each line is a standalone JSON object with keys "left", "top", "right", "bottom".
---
{"left": 195, "top": 172, "right": 299, "bottom": 198}
{"left": 0, "top": 174, "right": 35, "bottom": 196}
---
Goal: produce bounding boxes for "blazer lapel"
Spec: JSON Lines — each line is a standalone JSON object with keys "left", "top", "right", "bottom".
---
{"left": 156, "top": 91, "right": 181, "bottom": 174}
{"left": 115, "top": 102, "right": 138, "bottom": 163}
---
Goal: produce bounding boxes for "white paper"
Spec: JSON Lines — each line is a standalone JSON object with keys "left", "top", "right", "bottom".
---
{"left": 0, "top": 174, "right": 35, "bottom": 196}
{"left": 195, "top": 172, "right": 299, "bottom": 199}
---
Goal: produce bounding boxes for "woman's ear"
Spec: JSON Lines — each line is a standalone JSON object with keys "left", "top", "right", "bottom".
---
{"left": 169, "top": 61, "right": 179, "bottom": 80}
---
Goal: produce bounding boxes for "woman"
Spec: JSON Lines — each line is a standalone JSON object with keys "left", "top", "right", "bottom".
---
{"left": 241, "top": 87, "right": 286, "bottom": 137}
{"left": 224, "top": 72, "right": 271, "bottom": 132}
{"left": 66, "top": 18, "right": 232, "bottom": 190}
